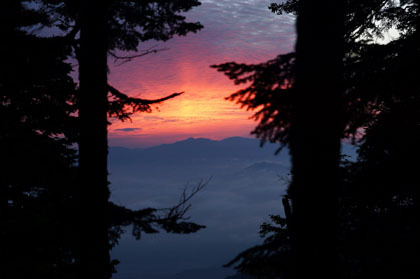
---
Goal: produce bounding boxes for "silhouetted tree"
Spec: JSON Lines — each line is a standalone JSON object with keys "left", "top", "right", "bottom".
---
{"left": 288, "top": 1, "right": 345, "bottom": 278}
{"left": 213, "top": 0, "right": 420, "bottom": 146}
{"left": 76, "top": 1, "right": 112, "bottom": 277}
{"left": 214, "top": 0, "right": 420, "bottom": 278}
{"left": 338, "top": 99, "right": 420, "bottom": 279}
{"left": 31, "top": 1, "right": 204, "bottom": 277}
{"left": 0, "top": 1, "right": 79, "bottom": 278}
{"left": 75, "top": 1, "right": 202, "bottom": 277}
{"left": 231, "top": 104, "right": 420, "bottom": 277}
{"left": 2, "top": 1, "right": 205, "bottom": 278}
{"left": 224, "top": 200, "right": 292, "bottom": 279}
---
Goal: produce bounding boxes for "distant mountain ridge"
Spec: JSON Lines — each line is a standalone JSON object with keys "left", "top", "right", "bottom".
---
{"left": 109, "top": 136, "right": 356, "bottom": 169}
{"left": 109, "top": 137, "right": 288, "bottom": 167}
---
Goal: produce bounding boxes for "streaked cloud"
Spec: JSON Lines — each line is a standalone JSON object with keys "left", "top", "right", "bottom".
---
{"left": 114, "top": 127, "right": 142, "bottom": 132}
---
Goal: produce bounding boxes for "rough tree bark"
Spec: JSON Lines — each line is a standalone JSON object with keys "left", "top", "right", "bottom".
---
{"left": 78, "top": 0, "right": 111, "bottom": 278}
{"left": 288, "top": 1, "right": 345, "bottom": 278}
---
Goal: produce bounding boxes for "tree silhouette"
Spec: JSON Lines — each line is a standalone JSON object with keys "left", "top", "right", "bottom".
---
{"left": 0, "top": 1, "right": 79, "bottom": 277}
{"left": 213, "top": 0, "right": 420, "bottom": 147}
{"left": 32, "top": 1, "right": 204, "bottom": 277}
{"left": 75, "top": 1, "right": 202, "bottom": 276}
{"left": 338, "top": 98, "right": 420, "bottom": 278}
{"left": 224, "top": 201, "right": 292, "bottom": 279}
{"left": 215, "top": 1, "right": 344, "bottom": 277}
{"left": 288, "top": 1, "right": 345, "bottom": 278}
{"left": 2, "top": 1, "right": 206, "bottom": 278}
{"left": 214, "top": 1, "right": 420, "bottom": 278}
{"left": 229, "top": 105, "right": 420, "bottom": 278}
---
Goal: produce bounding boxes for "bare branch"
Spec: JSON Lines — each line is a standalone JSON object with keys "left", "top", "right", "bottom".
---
{"left": 109, "top": 178, "right": 209, "bottom": 239}
{"left": 158, "top": 177, "right": 211, "bottom": 221}
{"left": 108, "top": 45, "right": 169, "bottom": 66}
{"left": 108, "top": 84, "right": 183, "bottom": 105}
{"left": 107, "top": 84, "right": 184, "bottom": 121}
{"left": 64, "top": 24, "right": 80, "bottom": 41}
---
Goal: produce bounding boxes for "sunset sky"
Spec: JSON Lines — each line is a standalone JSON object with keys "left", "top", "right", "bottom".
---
{"left": 107, "top": 0, "right": 296, "bottom": 147}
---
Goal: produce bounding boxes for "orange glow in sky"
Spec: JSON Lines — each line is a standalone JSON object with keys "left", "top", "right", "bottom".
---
{"left": 107, "top": 0, "right": 295, "bottom": 147}
{"left": 108, "top": 62, "right": 254, "bottom": 147}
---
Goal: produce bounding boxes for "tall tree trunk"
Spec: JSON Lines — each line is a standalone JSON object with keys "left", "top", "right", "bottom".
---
{"left": 78, "top": 1, "right": 111, "bottom": 278}
{"left": 413, "top": 2, "right": 420, "bottom": 278}
{"left": 288, "top": 1, "right": 345, "bottom": 278}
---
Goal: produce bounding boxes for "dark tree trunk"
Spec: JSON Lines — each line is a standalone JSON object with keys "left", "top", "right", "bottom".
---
{"left": 288, "top": 1, "right": 345, "bottom": 278}
{"left": 78, "top": 1, "right": 111, "bottom": 278}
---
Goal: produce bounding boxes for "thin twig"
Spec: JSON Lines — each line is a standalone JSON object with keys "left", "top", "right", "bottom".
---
{"left": 158, "top": 177, "right": 211, "bottom": 220}
{"left": 108, "top": 45, "right": 169, "bottom": 66}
